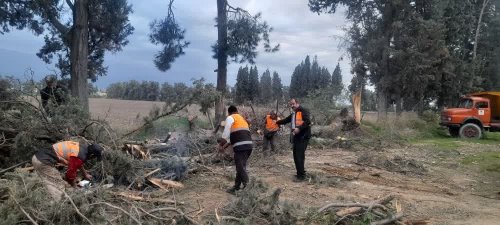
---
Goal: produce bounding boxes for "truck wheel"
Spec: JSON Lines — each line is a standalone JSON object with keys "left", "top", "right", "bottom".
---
{"left": 459, "top": 123, "right": 482, "bottom": 139}
{"left": 449, "top": 127, "right": 459, "bottom": 137}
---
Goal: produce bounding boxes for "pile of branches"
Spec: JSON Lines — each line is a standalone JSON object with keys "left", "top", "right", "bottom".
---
{"left": 0, "top": 171, "right": 200, "bottom": 225}
{"left": 0, "top": 77, "right": 117, "bottom": 168}
{"left": 312, "top": 195, "right": 406, "bottom": 225}
{"left": 215, "top": 179, "right": 301, "bottom": 225}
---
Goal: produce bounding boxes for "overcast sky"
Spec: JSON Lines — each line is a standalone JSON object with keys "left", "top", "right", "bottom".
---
{"left": 0, "top": 0, "right": 350, "bottom": 89}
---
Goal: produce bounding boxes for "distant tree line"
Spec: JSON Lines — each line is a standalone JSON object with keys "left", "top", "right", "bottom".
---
{"left": 233, "top": 66, "right": 284, "bottom": 104}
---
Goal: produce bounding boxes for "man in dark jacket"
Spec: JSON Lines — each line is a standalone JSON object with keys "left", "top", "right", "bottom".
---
{"left": 277, "top": 98, "right": 311, "bottom": 182}
{"left": 40, "top": 75, "right": 66, "bottom": 113}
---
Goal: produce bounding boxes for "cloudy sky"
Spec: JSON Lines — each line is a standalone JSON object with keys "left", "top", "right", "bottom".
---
{"left": 0, "top": 0, "right": 350, "bottom": 89}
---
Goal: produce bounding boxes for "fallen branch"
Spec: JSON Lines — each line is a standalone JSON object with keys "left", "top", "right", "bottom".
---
{"left": 12, "top": 195, "right": 38, "bottom": 225}
{"left": 317, "top": 203, "right": 388, "bottom": 213}
{"left": 143, "top": 168, "right": 161, "bottom": 178}
{"left": 137, "top": 207, "right": 171, "bottom": 221}
{"left": 148, "top": 207, "right": 200, "bottom": 225}
{"left": 122, "top": 102, "right": 191, "bottom": 138}
{"left": 370, "top": 212, "right": 404, "bottom": 225}
{"left": 0, "top": 160, "right": 29, "bottom": 175}
{"left": 148, "top": 178, "right": 184, "bottom": 190}
{"left": 90, "top": 202, "right": 142, "bottom": 225}
{"left": 62, "top": 190, "right": 94, "bottom": 225}
{"left": 336, "top": 195, "right": 394, "bottom": 217}
{"left": 114, "top": 191, "right": 178, "bottom": 204}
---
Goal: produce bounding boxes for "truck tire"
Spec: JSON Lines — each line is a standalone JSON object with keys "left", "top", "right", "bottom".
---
{"left": 459, "top": 123, "right": 482, "bottom": 139}
{"left": 449, "top": 127, "right": 460, "bottom": 137}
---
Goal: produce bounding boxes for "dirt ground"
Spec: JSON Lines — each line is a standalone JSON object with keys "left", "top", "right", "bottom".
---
{"left": 170, "top": 138, "right": 500, "bottom": 225}
{"left": 89, "top": 99, "right": 500, "bottom": 225}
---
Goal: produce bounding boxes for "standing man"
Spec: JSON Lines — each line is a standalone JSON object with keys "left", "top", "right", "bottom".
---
{"left": 40, "top": 75, "right": 66, "bottom": 113}
{"left": 31, "top": 140, "right": 103, "bottom": 201}
{"left": 277, "top": 98, "right": 312, "bottom": 182}
{"left": 219, "top": 105, "right": 253, "bottom": 194}
{"left": 263, "top": 110, "right": 279, "bottom": 154}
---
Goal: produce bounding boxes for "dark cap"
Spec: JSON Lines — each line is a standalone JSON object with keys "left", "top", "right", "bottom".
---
{"left": 87, "top": 144, "right": 103, "bottom": 159}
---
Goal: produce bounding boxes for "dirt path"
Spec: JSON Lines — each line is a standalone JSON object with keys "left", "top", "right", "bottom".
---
{"left": 174, "top": 142, "right": 500, "bottom": 225}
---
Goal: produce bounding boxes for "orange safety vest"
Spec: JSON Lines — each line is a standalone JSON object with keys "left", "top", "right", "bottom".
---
{"left": 295, "top": 111, "right": 304, "bottom": 127}
{"left": 52, "top": 141, "right": 80, "bottom": 162}
{"left": 229, "top": 114, "right": 252, "bottom": 150}
{"left": 265, "top": 115, "right": 279, "bottom": 132}
{"left": 230, "top": 114, "right": 250, "bottom": 133}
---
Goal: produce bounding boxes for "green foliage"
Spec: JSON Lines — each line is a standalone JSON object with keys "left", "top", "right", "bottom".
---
{"left": 1, "top": 0, "right": 134, "bottom": 80}
{"left": 107, "top": 80, "right": 161, "bottom": 101}
{"left": 149, "top": 1, "right": 190, "bottom": 72}
{"left": 271, "top": 71, "right": 283, "bottom": 100}
{"left": 289, "top": 55, "right": 336, "bottom": 98}
{"left": 213, "top": 10, "right": 279, "bottom": 64}
{"left": 259, "top": 69, "right": 273, "bottom": 104}
{"left": 220, "top": 179, "right": 299, "bottom": 225}
{"left": 248, "top": 66, "right": 260, "bottom": 101}
{"left": 310, "top": 0, "right": 500, "bottom": 111}
{"left": 234, "top": 66, "right": 283, "bottom": 104}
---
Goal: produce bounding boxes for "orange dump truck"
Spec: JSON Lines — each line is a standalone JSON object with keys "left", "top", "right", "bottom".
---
{"left": 440, "top": 92, "right": 500, "bottom": 139}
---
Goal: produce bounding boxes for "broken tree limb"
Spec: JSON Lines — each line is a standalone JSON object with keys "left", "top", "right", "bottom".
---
{"left": 143, "top": 168, "right": 161, "bottom": 178}
{"left": 12, "top": 195, "right": 38, "bottom": 225}
{"left": 147, "top": 178, "right": 184, "bottom": 190}
{"left": 319, "top": 195, "right": 395, "bottom": 217}
{"left": 370, "top": 212, "right": 404, "bottom": 225}
{"left": 114, "top": 192, "right": 179, "bottom": 204}
{"left": 318, "top": 203, "right": 388, "bottom": 214}
{"left": 0, "top": 161, "right": 29, "bottom": 176}
{"left": 148, "top": 207, "right": 200, "bottom": 225}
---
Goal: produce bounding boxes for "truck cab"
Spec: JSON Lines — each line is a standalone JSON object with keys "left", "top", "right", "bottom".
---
{"left": 440, "top": 92, "right": 500, "bottom": 138}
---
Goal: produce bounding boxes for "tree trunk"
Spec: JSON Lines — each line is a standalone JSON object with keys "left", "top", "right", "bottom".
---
{"left": 377, "top": 89, "right": 387, "bottom": 121}
{"left": 473, "top": 0, "right": 490, "bottom": 61}
{"left": 377, "top": 2, "right": 394, "bottom": 121}
{"left": 395, "top": 95, "right": 403, "bottom": 116}
{"left": 70, "top": 0, "right": 89, "bottom": 111}
{"left": 215, "top": 0, "right": 228, "bottom": 125}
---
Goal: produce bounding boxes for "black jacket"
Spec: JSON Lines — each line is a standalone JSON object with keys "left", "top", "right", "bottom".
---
{"left": 277, "top": 105, "right": 311, "bottom": 139}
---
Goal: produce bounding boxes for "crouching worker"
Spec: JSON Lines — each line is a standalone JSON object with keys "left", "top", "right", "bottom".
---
{"left": 31, "top": 140, "right": 103, "bottom": 201}
{"left": 219, "top": 105, "right": 253, "bottom": 194}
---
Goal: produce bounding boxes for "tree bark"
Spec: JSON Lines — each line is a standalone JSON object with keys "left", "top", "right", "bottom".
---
{"left": 215, "top": 0, "right": 228, "bottom": 126}
{"left": 377, "top": 2, "right": 394, "bottom": 121}
{"left": 473, "top": 0, "right": 490, "bottom": 61}
{"left": 377, "top": 88, "right": 387, "bottom": 121}
{"left": 70, "top": 0, "right": 89, "bottom": 111}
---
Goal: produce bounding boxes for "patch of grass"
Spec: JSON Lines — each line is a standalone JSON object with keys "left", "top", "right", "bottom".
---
{"left": 134, "top": 116, "right": 213, "bottom": 139}
{"left": 462, "top": 152, "right": 500, "bottom": 173}
{"left": 410, "top": 138, "right": 461, "bottom": 150}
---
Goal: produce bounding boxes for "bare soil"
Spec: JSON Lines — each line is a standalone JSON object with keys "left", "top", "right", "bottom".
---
{"left": 172, "top": 140, "right": 500, "bottom": 225}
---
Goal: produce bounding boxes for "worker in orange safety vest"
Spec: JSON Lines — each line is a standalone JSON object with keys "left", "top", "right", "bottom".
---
{"left": 31, "top": 140, "right": 103, "bottom": 201}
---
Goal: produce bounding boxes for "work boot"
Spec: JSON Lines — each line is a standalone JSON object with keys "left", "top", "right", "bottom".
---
{"left": 226, "top": 186, "right": 239, "bottom": 195}
{"left": 293, "top": 175, "right": 306, "bottom": 183}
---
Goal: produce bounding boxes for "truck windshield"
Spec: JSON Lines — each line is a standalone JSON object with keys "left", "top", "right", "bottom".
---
{"left": 458, "top": 99, "right": 473, "bottom": 109}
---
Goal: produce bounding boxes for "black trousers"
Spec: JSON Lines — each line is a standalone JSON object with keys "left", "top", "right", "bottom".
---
{"left": 293, "top": 137, "right": 309, "bottom": 178}
{"left": 234, "top": 149, "right": 252, "bottom": 188}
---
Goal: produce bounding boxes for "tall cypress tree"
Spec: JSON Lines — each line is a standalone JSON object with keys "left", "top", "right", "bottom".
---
{"left": 272, "top": 71, "right": 283, "bottom": 100}
{"left": 290, "top": 65, "right": 301, "bottom": 98}
{"left": 259, "top": 69, "right": 273, "bottom": 104}
{"left": 331, "top": 63, "right": 343, "bottom": 96}
{"left": 310, "top": 56, "right": 321, "bottom": 90}
{"left": 248, "top": 66, "right": 260, "bottom": 102}
{"left": 235, "top": 66, "right": 249, "bottom": 104}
